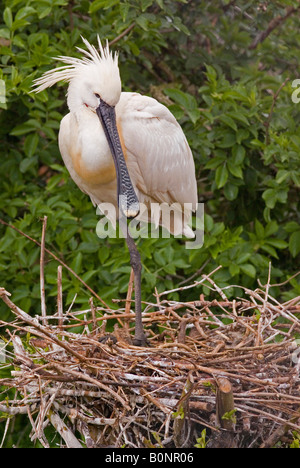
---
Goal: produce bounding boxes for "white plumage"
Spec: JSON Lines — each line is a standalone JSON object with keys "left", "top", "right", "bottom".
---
{"left": 33, "top": 36, "right": 198, "bottom": 346}
{"left": 33, "top": 36, "right": 197, "bottom": 237}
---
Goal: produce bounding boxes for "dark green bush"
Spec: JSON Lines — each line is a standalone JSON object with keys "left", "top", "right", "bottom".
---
{"left": 0, "top": 0, "right": 299, "bottom": 320}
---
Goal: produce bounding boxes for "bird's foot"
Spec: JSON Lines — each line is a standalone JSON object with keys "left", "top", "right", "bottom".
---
{"left": 132, "top": 334, "right": 150, "bottom": 347}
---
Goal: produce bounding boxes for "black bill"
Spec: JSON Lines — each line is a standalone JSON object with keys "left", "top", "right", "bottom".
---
{"left": 96, "top": 100, "right": 140, "bottom": 219}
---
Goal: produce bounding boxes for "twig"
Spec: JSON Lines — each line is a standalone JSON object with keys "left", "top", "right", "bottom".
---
{"left": 0, "top": 290, "right": 88, "bottom": 362}
{"left": 1, "top": 261, "right": 300, "bottom": 448}
{"left": 264, "top": 77, "right": 290, "bottom": 145}
{"left": 0, "top": 218, "right": 110, "bottom": 309}
{"left": 173, "top": 372, "right": 194, "bottom": 448}
{"left": 89, "top": 297, "right": 97, "bottom": 333}
{"left": 48, "top": 410, "right": 83, "bottom": 448}
{"left": 57, "top": 266, "right": 63, "bottom": 330}
{"left": 249, "top": 6, "right": 300, "bottom": 50}
{"left": 216, "top": 377, "right": 235, "bottom": 430}
{"left": 158, "top": 265, "right": 222, "bottom": 297}
{"left": 125, "top": 268, "right": 134, "bottom": 316}
{"left": 109, "top": 23, "right": 135, "bottom": 46}
{"left": 40, "top": 216, "right": 47, "bottom": 325}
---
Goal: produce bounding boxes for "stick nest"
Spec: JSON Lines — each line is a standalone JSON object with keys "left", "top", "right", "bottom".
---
{"left": 0, "top": 269, "right": 300, "bottom": 449}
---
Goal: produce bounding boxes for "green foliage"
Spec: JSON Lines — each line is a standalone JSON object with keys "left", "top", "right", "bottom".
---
{"left": 1, "top": 0, "right": 300, "bottom": 449}
{"left": 0, "top": 0, "right": 300, "bottom": 320}
{"left": 195, "top": 429, "right": 207, "bottom": 449}
{"left": 290, "top": 432, "right": 300, "bottom": 448}
{"left": 221, "top": 408, "right": 237, "bottom": 425}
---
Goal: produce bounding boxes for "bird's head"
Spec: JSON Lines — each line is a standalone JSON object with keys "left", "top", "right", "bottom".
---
{"left": 32, "top": 36, "right": 140, "bottom": 220}
{"left": 32, "top": 36, "right": 122, "bottom": 112}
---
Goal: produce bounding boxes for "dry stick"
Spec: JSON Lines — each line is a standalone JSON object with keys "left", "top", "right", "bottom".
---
{"left": 260, "top": 408, "right": 300, "bottom": 449}
{"left": 173, "top": 372, "right": 194, "bottom": 448}
{"left": 50, "top": 363, "right": 130, "bottom": 411}
{"left": 109, "top": 23, "right": 135, "bottom": 46}
{"left": 158, "top": 265, "right": 223, "bottom": 298}
{"left": 201, "top": 273, "right": 228, "bottom": 301}
{"left": 199, "top": 293, "right": 225, "bottom": 328}
{"left": 125, "top": 268, "right": 135, "bottom": 316}
{"left": 57, "top": 266, "right": 63, "bottom": 330}
{"left": 48, "top": 410, "right": 83, "bottom": 448}
{"left": 40, "top": 216, "right": 47, "bottom": 325}
{"left": 256, "top": 262, "right": 272, "bottom": 346}
{"left": 0, "top": 404, "right": 33, "bottom": 415}
{"left": 0, "top": 218, "right": 110, "bottom": 309}
{"left": 216, "top": 377, "right": 235, "bottom": 431}
{"left": 0, "top": 289, "right": 88, "bottom": 363}
{"left": 268, "top": 271, "right": 300, "bottom": 288}
{"left": 140, "top": 388, "right": 170, "bottom": 414}
{"left": 178, "top": 258, "right": 210, "bottom": 286}
{"left": 236, "top": 403, "right": 300, "bottom": 433}
{"left": 0, "top": 417, "right": 10, "bottom": 449}
{"left": 89, "top": 297, "right": 97, "bottom": 333}
{"left": 11, "top": 335, "right": 50, "bottom": 448}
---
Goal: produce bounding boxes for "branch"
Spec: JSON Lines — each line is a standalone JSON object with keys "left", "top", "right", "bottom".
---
{"left": 40, "top": 216, "right": 47, "bottom": 325}
{"left": 264, "top": 77, "right": 290, "bottom": 145}
{"left": 48, "top": 410, "right": 83, "bottom": 448}
{"left": 249, "top": 6, "right": 300, "bottom": 50}
{"left": 0, "top": 218, "right": 110, "bottom": 309}
{"left": 109, "top": 23, "right": 135, "bottom": 46}
{"left": 0, "top": 289, "right": 88, "bottom": 363}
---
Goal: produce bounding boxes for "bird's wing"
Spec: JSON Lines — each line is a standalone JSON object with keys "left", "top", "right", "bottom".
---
{"left": 117, "top": 92, "right": 198, "bottom": 210}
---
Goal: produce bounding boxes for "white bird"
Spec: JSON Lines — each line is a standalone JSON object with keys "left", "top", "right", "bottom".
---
{"left": 33, "top": 36, "right": 198, "bottom": 346}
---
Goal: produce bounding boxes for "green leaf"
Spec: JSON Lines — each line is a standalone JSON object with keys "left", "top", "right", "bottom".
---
{"left": 24, "top": 133, "right": 39, "bottom": 157}
{"left": 89, "top": 0, "right": 120, "bottom": 13}
{"left": 276, "top": 169, "right": 289, "bottom": 184}
{"left": 20, "top": 157, "right": 37, "bottom": 173}
{"left": 165, "top": 88, "right": 198, "bottom": 111}
{"left": 141, "top": 0, "right": 153, "bottom": 11}
{"left": 229, "top": 263, "right": 240, "bottom": 276}
{"left": 187, "top": 108, "right": 201, "bottom": 124}
{"left": 240, "top": 264, "right": 256, "bottom": 278}
{"left": 255, "top": 219, "right": 265, "bottom": 238}
{"left": 136, "top": 14, "right": 149, "bottom": 31}
{"left": 262, "top": 189, "right": 276, "bottom": 209}
{"left": 215, "top": 164, "right": 228, "bottom": 188}
{"left": 219, "top": 114, "right": 237, "bottom": 131}
{"left": 289, "top": 231, "right": 300, "bottom": 258}
{"left": 15, "top": 6, "right": 36, "bottom": 21}
{"left": 232, "top": 145, "right": 246, "bottom": 164}
{"left": 3, "top": 7, "right": 13, "bottom": 29}
{"left": 156, "top": 0, "right": 164, "bottom": 8}
{"left": 264, "top": 221, "right": 278, "bottom": 237}
{"left": 224, "top": 183, "right": 238, "bottom": 200}
{"left": 267, "top": 239, "right": 288, "bottom": 249}
{"left": 227, "top": 161, "right": 243, "bottom": 179}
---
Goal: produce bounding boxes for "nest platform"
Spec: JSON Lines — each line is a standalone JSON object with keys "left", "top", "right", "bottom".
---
{"left": 0, "top": 268, "right": 299, "bottom": 449}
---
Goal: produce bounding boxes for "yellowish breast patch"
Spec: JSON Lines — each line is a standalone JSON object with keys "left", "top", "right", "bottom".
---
{"left": 69, "top": 119, "right": 128, "bottom": 186}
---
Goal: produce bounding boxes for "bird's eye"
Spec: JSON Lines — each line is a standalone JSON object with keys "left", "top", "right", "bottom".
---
{"left": 95, "top": 93, "right": 100, "bottom": 99}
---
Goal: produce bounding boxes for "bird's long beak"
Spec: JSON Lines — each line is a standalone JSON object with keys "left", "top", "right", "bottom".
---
{"left": 96, "top": 100, "right": 140, "bottom": 219}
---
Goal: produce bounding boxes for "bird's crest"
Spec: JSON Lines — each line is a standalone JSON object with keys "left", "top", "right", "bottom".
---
{"left": 32, "top": 36, "right": 118, "bottom": 93}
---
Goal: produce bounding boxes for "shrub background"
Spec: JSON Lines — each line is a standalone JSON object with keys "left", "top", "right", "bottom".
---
{"left": 1, "top": 0, "right": 300, "bottom": 313}
{"left": 0, "top": 1, "right": 300, "bottom": 445}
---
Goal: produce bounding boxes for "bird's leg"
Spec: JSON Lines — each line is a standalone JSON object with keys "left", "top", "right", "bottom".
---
{"left": 122, "top": 222, "right": 148, "bottom": 346}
